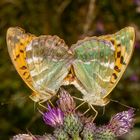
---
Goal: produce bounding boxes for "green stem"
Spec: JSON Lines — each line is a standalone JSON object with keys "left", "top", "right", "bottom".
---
{"left": 73, "top": 134, "right": 81, "bottom": 140}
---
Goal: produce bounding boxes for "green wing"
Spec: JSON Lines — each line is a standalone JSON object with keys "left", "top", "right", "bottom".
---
{"left": 26, "top": 35, "right": 72, "bottom": 98}
{"left": 100, "top": 27, "right": 135, "bottom": 97}
{"left": 71, "top": 27, "right": 135, "bottom": 105}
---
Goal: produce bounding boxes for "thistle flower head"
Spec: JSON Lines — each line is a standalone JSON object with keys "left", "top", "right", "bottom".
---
{"left": 95, "top": 126, "right": 115, "bottom": 140}
{"left": 43, "top": 104, "right": 64, "bottom": 127}
{"left": 81, "top": 123, "right": 96, "bottom": 140}
{"left": 64, "top": 113, "right": 83, "bottom": 137}
{"left": 12, "top": 134, "right": 34, "bottom": 140}
{"left": 11, "top": 92, "right": 135, "bottom": 140}
{"left": 53, "top": 127, "right": 70, "bottom": 139}
{"left": 58, "top": 89, "right": 76, "bottom": 114}
{"left": 108, "top": 109, "right": 135, "bottom": 136}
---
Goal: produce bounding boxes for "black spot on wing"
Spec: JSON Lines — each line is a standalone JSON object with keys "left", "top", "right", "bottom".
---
{"left": 110, "top": 81, "right": 115, "bottom": 84}
{"left": 20, "top": 66, "right": 27, "bottom": 70}
{"left": 23, "top": 71, "right": 27, "bottom": 76}
{"left": 117, "top": 51, "right": 121, "bottom": 58}
{"left": 117, "top": 43, "right": 121, "bottom": 47}
{"left": 20, "top": 49, "right": 24, "bottom": 53}
{"left": 114, "top": 66, "right": 121, "bottom": 72}
{"left": 110, "top": 40, "right": 115, "bottom": 45}
{"left": 120, "top": 56, "right": 126, "bottom": 65}
{"left": 16, "top": 54, "right": 20, "bottom": 58}
{"left": 112, "top": 73, "right": 117, "bottom": 79}
{"left": 26, "top": 74, "right": 30, "bottom": 80}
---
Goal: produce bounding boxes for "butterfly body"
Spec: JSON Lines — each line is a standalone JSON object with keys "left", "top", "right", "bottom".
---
{"left": 7, "top": 27, "right": 135, "bottom": 106}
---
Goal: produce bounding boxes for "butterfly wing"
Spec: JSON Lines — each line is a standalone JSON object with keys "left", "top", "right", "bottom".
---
{"left": 7, "top": 27, "right": 36, "bottom": 91}
{"left": 71, "top": 27, "right": 135, "bottom": 106}
{"left": 100, "top": 27, "right": 135, "bottom": 94}
{"left": 26, "top": 35, "right": 72, "bottom": 99}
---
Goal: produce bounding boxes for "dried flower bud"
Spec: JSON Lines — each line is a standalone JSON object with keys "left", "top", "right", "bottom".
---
{"left": 58, "top": 89, "right": 76, "bottom": 114}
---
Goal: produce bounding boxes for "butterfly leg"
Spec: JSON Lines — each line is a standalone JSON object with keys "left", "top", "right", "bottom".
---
{"left": 82, "top": 106, "right": 90, "bottom": 115}
{"left": 38, "top": 101, "right": 48, "bottom": 110}
{"left": 72, "top": 96, "right": 86, "bottom": 108}
{"left": 90, "top": 104, "right": 98, "bottom": 121}
{"left": 72, "top": 96, "right": 84, "bottom": 101}
{"left": 75, "top": 101, "right": 86, "bottom": 110}
{"left": 48, "top": 99, "right": 54, "bottom": 107}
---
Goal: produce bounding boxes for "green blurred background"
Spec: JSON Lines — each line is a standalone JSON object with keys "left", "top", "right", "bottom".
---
{"left": 0, "top": 0, "right": 140, "bottom": 139}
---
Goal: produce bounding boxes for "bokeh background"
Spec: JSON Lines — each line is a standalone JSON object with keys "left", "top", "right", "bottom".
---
{"left": 0, "top": 0, "right": 140, "bottom": 139}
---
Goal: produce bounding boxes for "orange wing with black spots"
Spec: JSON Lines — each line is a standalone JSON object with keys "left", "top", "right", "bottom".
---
{"left": 7, "top": 27, "right": 71, "bottom": 102}
{"left": 7, "top": 27, "right": 36, "bottom": 92}
{"left": 100, "top": 27, "right": 135, "bottom": 98}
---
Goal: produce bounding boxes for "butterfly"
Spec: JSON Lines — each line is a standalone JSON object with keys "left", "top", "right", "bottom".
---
{"left": 7, "top": 27, "right": 135, "bottom": 111}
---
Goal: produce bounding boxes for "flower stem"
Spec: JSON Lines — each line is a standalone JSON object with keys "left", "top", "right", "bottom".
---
{"left": 73, "top": 134, "right": 81, "bottom": 140}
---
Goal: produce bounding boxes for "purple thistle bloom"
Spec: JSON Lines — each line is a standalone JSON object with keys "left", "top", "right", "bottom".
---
{"left": 108, "top": 109, "right": 135, "bottom": 136}
{"left": 43, "top": 105, "right": 64, "bottom": 127}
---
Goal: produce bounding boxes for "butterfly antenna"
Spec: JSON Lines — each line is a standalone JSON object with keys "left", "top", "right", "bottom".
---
{"left": 110, "top": 99, "right": 134, "bottom": 109}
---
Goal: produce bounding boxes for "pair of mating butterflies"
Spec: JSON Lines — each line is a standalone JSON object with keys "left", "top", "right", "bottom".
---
{"left": 7, "top": 27, "right": 135, "bottom": 108}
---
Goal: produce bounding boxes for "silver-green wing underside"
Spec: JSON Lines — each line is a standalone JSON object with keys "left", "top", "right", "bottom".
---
{"left": 71, "top": 27, "right": 135, "bottom": 106}
{"left": 26, "top": 35, "right": 72, "bottom": 99}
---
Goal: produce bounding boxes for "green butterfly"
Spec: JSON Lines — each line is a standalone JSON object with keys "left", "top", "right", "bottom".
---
{"left": 7, "top": 27, "right": 135, "bottom": 116}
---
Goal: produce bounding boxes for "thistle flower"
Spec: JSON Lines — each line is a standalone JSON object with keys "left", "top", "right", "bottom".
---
{"left": 95, "top": 126, "right": 115, "bottom": 140}
{"left": 53, "top": 127, "right": 70, "bottom": 140}
{"left": 58, "top": 89, "right": 76, "bottom": 114}
{"left": 11, "top": 92, "right": 135, "bottom": 140}
{"left": 64, "top": 113, "right": 83, "bottom": 138}
{"left": 108, "top": 109, "right": 135, "bottom": 136}
{"left": 81, "top": 123, "right": 96, "bottom": 140}
{"left": 43, "top": 105, "right": 64, "bottom": 127}
{"left": 11, "top": 134, "right": 34, "bottom": 140}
